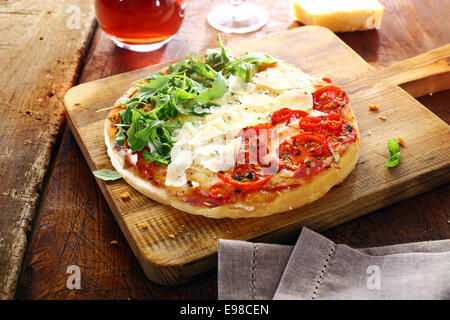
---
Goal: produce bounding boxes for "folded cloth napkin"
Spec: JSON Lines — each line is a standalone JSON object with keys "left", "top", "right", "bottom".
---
{"left": 218, "top": 228, "right": 450, "bottom": 300}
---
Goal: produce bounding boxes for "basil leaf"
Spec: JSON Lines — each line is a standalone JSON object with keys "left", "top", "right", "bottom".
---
{"left": 388, "top": 137, "right": 401, "bottom": 155}
{"left": 386, "top": 138, "right": 401, "bottom": 167}
{"left": 92, "top": 169, "right": 122, "bottom": 181}
{"left": 386, "top": 153, "right": 401, "bottom": 167}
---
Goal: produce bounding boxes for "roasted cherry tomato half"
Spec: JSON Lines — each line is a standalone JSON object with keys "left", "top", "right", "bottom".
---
{"left": 326, "top": 122, "right": 358, "bottom": 147}
{"left": 278, "top": 133, "right": 330, "bottom": 173}
{"left": 218, "top": 164, "right": 272, "bottom": 191}
{"left": 280, "top": 132, "right": 331, "bottom": 159}
{"left": 291, "top": 110, "right": 309, "bottom": 120}
{"left": 271, "top": 108, "right": 293, "bottom": 125}
{"left": 326, "top": 113, "right": 343, "bottom": 131}
{"left": 208, "top": 182, "right": 232, "bottom": 201}
{"left": 313, "top": 85, "right": 349, "bottom": 113}
{"left": 236, "top": 123, "right": 272, "bottom": 165}
{"left": 299, "top": 116, "right": 322, "bottom": 131}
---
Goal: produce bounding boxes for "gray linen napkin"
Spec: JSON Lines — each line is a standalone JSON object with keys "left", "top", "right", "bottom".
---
{"left": 218, "top": 228, "right": 450, "bottom": 300}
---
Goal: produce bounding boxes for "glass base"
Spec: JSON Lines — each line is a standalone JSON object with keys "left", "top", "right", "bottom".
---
{"left": 207, "top": 2, "right": 269, "bottom": 34}
{"left": 110, "top": 35, "right": 174, "bottom": 52}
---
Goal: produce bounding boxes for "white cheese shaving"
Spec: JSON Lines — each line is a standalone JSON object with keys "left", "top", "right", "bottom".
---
{"left": 272, "top": 89, "right": 312, "bottom": 111}
{"left": 252, "top": 62, "right": 316, "bottom": 92}
{"left": 165, "top": 146, "right": 193, "bottom": 187}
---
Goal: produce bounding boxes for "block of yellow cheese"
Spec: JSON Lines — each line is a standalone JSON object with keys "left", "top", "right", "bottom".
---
{"left": 291, "top": 0, "right": 384, "bottom": 32}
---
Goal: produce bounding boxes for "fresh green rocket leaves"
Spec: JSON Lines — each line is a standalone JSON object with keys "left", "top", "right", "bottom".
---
{"left": 386, "top": 138, "right": 401, "bottom": 167}
{"left": 111, "top": 35, "right": 277, "bottom": 166}
{"left": 115, "top": 126, "right": 126, "bottom": 146}
{"left": 124, "top": 108, "right": 179, "bottom": 165}
{"left": 195, "top": 72, "right": 228, "bottom": 104}
{"left": 205, "top": 34, "right": 234, "bottom": 71}
{"left": 223, "top": 52, "right": 277, "bottom": 82}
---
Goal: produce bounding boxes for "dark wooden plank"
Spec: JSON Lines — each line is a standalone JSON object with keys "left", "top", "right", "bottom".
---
{"left": 0, "top": 0, "right": 96, "bottom": 299}
{"left": 17, "top": 0, "right": 450, "bottom": 299}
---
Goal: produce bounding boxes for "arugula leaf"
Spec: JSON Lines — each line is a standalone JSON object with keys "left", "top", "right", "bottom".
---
{"left": 224, "top": 52, "right": 277, "bottom": 82}
{"left": 205, "top": 34, "right": 234, "bottom": 71}
{"left": 386, "top": 138, "right": 401, "bottom": 167}
{"left": 135, "top": 75, "right": 171, "bottom": 98}
{"left": 92, "top": 169, "right": 122, "bottom": 181}
{"left": 195, "top": 72, "right": 228, "bottom": 104}
{"left": 118, "top": 105, "right": 133, "bottom": 125}
{"left": 126, "top": 110, "right": 145, "bottom": 151}
{"left": 142, "top": 150, "right": 169, "bottom": 165}
{"left": 115, "top": 126, "right": 126, "bottom": 146}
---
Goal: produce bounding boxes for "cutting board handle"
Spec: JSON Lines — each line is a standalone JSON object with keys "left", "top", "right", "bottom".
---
{"left": 376, "top": 44, "right": 450, "bottom": 97}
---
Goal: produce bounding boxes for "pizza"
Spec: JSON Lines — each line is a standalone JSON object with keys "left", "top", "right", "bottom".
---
{"left": 104, "top": 38, "right": 360, "bottom": 218}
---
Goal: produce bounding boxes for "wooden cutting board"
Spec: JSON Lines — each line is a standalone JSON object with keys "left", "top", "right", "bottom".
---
{"left": 64, "top": 27, "right": 450, "bottom": 285}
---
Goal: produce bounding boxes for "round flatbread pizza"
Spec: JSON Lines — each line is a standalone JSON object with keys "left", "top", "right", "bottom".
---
{"left": 104, "top": 39, "right": 360, "bottom": 218}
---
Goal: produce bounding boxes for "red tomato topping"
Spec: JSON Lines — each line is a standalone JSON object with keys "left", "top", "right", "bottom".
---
{"left": 236, "top": 123, "right": 272, "bottom": 166}
{"left": 290, "top": 132, "right": 331, "bottom": 157}
{"left": 322, "top": 77, "right": 332, "bottom": 84}
{"left": 218, "top": 164, "right": 272, "bottom": 191}
{"left": 272, "top": 108, "right": 293, "bottom": 125}
{"left": 278, "top": 132, "right": 331, "bottom": 172}
{"left": 299, "top": 116, "right": 323, "bottom": 131}
{"left": 326, "top": 113, "right": 343, "bottom": 131}
{"left": 291, "top": 110, "right": 309, "bottom": 120}
{"left": 208, "top": 182, "right": 232, "bottom": 201}
{"left": 325, "top": 122, "right": 358, "bottom": 147}
{"left": 313, "top": 85, "right": 349, "bottom": 113}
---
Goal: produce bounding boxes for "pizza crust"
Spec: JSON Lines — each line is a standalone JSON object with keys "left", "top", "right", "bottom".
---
{"left": 105, "top": 117, "right": 360, "bottom": 219}
{"left": 104, "top": 61, "right": 361, "bottom": 219}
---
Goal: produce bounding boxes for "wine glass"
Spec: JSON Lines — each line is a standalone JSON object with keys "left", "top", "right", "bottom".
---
{"left": 207, "top": 0, "right": 269, "bottom": 34}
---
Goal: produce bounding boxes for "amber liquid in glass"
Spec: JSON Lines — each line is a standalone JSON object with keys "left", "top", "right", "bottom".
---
{"left": 95, "top": 0, "right": 185, "bottom": 49}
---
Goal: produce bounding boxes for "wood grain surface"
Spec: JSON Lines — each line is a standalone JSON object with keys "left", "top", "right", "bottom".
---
{"left": 15, "top": 0, "right": 450, "bottom": 299}
{"left": 62, "top": 26, "right": 450, "bottom": 285}
{"left": 0, "top": 0, "right": 96, "bottom": 299}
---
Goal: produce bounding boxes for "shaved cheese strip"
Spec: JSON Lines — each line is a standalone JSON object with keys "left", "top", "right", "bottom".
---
{"left": 272, "top": 89, "right": 312, "bottom": 111}
{"left": 165, "top": 146, "right": 193, "bottom": 187}
{"left": 252, "top": 62, "right": 316, "bottom": 92}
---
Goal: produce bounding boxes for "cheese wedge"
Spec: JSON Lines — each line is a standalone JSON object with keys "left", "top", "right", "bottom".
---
{"left": 291, "top": 0, "right": 384, "bottom": 32}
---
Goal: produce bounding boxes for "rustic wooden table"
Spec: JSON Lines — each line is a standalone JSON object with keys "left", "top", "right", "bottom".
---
{"left": 1, "top": 0, "right": 448, "bottom": 300}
